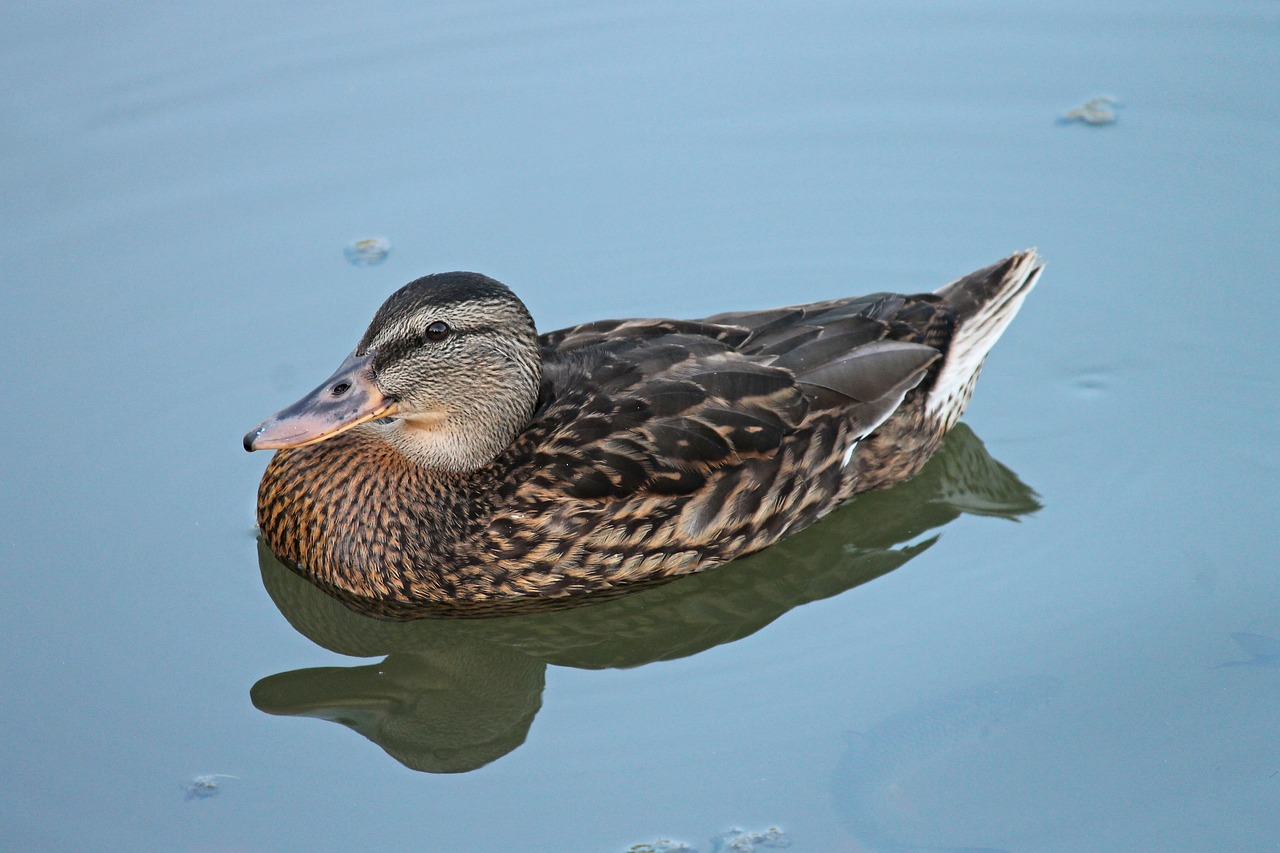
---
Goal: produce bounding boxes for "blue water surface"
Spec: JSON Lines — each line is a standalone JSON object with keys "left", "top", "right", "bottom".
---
{"left": 2, "top": 1, "right": 1276, "bottom": 851}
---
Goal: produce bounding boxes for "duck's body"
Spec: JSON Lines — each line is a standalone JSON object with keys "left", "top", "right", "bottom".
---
{"left": 247, "top": 251, "right": 1041, "bottom": 607}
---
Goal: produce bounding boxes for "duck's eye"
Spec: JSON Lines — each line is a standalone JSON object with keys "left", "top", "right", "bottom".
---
{"left": 423, "top": 321, "right": 450, "bottom": 343}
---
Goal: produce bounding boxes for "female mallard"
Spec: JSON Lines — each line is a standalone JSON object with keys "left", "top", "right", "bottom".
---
{"left": 245, "top": 251, "right": 1041, "bottom": 607}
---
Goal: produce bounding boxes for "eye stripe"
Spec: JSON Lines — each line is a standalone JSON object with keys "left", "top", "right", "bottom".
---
{"left": 371, "top": 324, "right": 507, "bottom": 371}
{"left": 421, "top": 323, "right": 501, "bottom": 340}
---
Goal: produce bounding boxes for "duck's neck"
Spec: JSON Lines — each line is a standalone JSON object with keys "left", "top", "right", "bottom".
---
{"left": 378, "top": 415, "right": 517, "bottom": 473}
{"left": 256, "top": 426, "right": 489, "bottom": 602}
{"left": 378, "top": 365, "right": 540, "bottom": 473}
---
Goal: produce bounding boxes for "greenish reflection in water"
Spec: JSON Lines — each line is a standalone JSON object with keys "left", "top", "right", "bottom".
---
{"left": 252, "top": 424, "right": 1037, "bottom": 773}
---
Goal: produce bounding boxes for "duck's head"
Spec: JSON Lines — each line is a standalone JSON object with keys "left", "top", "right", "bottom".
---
{"left": 244, "top": 272, "right": 542, "bottom": 472}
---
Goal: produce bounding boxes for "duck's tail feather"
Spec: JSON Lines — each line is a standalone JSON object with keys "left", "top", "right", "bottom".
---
{"left": 926, "top": 250, "right": 1042, "bottom": 428}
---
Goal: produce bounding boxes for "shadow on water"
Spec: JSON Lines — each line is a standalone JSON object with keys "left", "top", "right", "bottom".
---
{"left": 250, "top": 424, "right": 1039, "bottom": 773}
{"left": 1214, "top": 633, "right": 1280, "bottom": 669}
{"left": 831, "top": 675, "right": 1061, "bottom": 853}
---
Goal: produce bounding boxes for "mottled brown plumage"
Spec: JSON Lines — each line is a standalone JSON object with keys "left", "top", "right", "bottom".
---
{"left": 247, "top": 251, "right": 1042, "bottom": 609}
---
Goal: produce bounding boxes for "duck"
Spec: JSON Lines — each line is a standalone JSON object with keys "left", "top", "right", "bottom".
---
{"left": 245, "top": 250, "right": 1042, "bottom": 609}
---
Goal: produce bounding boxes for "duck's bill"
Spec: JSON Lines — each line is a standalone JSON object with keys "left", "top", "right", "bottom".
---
{"left": 243, "top": 351, "right": 399, "bottom": 452}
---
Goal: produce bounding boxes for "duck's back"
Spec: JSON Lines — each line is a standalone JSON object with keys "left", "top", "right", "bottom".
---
{"left": 460, "top": 251, "right": 1041, "bottom": 598}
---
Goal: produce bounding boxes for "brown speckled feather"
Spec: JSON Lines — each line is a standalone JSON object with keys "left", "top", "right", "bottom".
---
{"left": 255, "top": 251, "right": 1041, "bottom": 609}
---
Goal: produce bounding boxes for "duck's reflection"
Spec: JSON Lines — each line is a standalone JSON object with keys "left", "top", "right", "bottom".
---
{"left": 251, "top": 424, "right": 1038, "bottom": 773}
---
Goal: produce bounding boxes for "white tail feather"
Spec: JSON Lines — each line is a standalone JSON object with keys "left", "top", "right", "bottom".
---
{"left": 926, "top": 251, "right": 1042, "bottom": 427}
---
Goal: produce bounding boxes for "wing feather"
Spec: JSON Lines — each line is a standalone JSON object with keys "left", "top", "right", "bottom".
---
{"left": 521, "top": 305, "right": 941, "bottom": 502}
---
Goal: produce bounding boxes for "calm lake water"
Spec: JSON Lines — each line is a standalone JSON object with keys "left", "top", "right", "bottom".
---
{"left": 3, "top": 2, "right": 1277, "bottom": 851}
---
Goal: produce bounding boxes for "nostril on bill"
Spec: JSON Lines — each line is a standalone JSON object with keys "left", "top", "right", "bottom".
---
{"left": 331, "top": 382, "right": 350, "bottom": 396}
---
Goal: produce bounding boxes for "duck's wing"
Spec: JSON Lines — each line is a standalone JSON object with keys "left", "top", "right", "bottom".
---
{"left": 519, "top": 316, "right": 937, "bottom": 501}
{"left": 523, "top": 327, "right": 804, "bottom": 500}
{"left": 540, "top": 317, "right": 751, "bottom": 352}
{"left": 707, "top": 295, "right": 944, "bottom": 435}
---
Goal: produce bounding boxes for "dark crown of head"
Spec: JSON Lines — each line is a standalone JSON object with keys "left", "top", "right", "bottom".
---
{"left": 359, "top": 272, "right": 523, "bottom": 351}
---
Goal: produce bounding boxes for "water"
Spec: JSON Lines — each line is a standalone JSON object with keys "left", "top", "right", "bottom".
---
{"left": 832, "top": 675, "right": 1062, "bottom": 852}
{"left": 2, "top": 2, "right": 1277, "bottom": 851}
